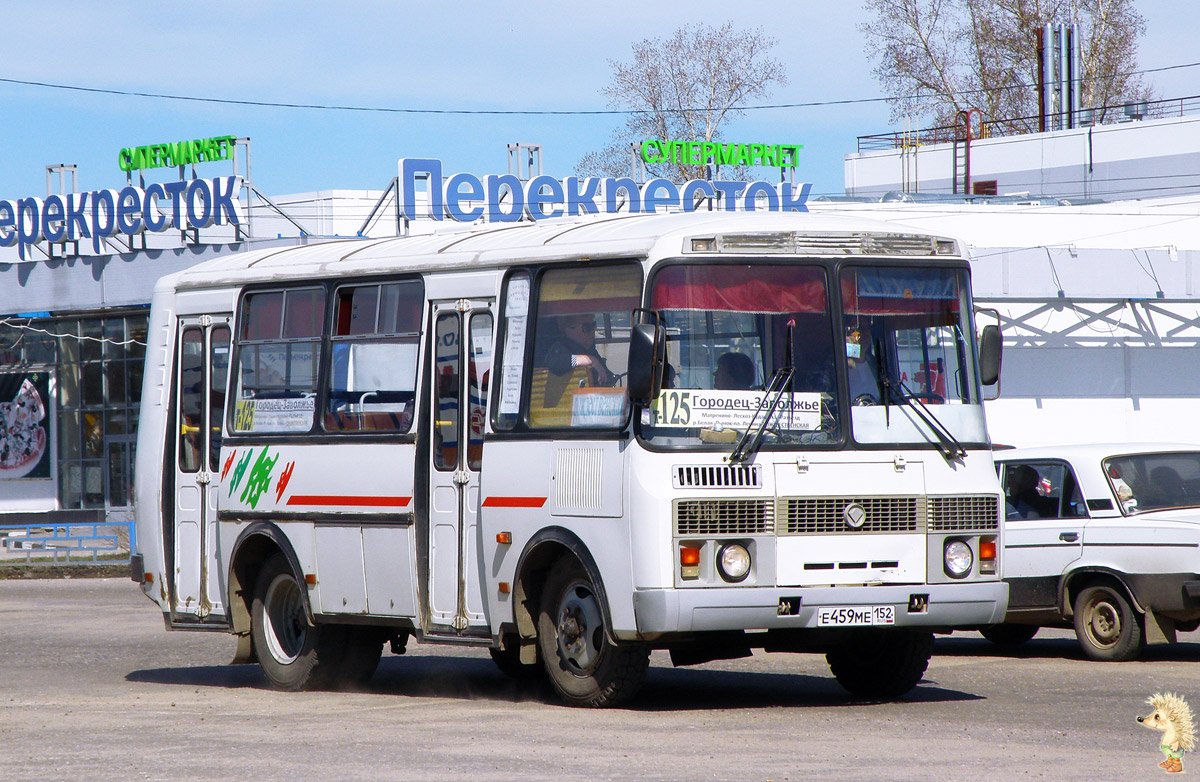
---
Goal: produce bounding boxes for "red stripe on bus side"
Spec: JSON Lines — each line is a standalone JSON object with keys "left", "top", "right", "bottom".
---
{"left": 286, "top": 495, "right": 412, "bottom": 507}
{"left": 482, "top": 496, "right": 547, "bottom": 508}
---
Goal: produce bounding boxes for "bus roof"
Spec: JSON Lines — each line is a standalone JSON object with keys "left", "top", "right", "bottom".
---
{"left": 167, "top": 210, "right": 962, "bottom": 291}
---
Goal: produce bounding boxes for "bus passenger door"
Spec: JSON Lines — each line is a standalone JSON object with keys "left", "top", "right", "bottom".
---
{"left": 171, "top": 315, "right": 232, "bottom": 623}
{"left": 427, "top": 299, "right": 494, "bottom": 633}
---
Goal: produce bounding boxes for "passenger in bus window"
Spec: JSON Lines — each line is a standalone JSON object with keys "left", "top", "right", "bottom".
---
{"left": 713, "top": 352, "right": 755, "bottom": 390}
{"left": 542, "top": 314, "right": 615, "bottom": 387}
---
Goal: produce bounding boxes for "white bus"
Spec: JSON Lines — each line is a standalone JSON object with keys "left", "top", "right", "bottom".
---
{"left": 133, "top": 210, "right": 1007, "bottom": 707}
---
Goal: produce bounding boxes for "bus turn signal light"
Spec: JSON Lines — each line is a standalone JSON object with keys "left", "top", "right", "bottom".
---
{"left": 680, "top": 546, "right": 701, "bottom": 579}
{"left": 979, "top": 537, "right": 997, "bottom": 574}
{"left": 496, "top": 532, "right": 512, "bottom": 544}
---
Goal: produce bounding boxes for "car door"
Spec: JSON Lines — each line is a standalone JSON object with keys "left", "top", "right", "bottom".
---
{"left": 999, "top": 459, "right": 1088, "bottom": 609}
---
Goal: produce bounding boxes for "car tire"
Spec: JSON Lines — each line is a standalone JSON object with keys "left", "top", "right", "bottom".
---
{"left": 251, "top": 553, "right": 345, "bottom": 690}
{"left": 1073, "top": 584, "right": 1144, "bottom": 662}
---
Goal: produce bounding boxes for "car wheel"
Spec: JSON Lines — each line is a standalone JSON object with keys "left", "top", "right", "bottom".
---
{"left": 1073, "top": 584, "right": 1144, "bottom": 662}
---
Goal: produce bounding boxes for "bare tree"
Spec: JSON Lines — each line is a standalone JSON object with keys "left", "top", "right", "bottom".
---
{"left": 860, "top": 0, "right": 1154, "bottom": 134}
{"left": 578, "top": 23, "right": 787, "bottom": 182}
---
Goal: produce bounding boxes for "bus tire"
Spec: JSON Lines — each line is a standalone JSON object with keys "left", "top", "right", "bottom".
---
{"left": 335, "top": 626, "right": 385, "bottom": 689}
{"left": 536, "top": 557, "right": 648, "bottom": 707}
{"left": 826, "top": 630, "right": 933, "bottom": 699}
{"left": 980, "top": 623, "right": 1038, "bottom": 646}
{"left": 1073, "top": 584, "right": 1144, "bottom": 662}
{"left": 251, "top": 553, "right": 344, "bottom": 691}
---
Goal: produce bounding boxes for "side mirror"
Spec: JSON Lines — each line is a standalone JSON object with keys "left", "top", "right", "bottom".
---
{"left": 979, "top": 323, "right": 1002, "bottom": 387}
{"left": 627, "top": 309, "right": 665, "bottom": 405}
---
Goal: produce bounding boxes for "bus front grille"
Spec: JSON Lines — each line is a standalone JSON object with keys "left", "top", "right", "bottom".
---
{"left": 928, "top": 495, "right": 1001, "bottom": 531}
{"left": 674, "top": 499, "right": 774, "bottom": 536}
{"left": 780, "top": 497, "right": 923, "bottom": 534}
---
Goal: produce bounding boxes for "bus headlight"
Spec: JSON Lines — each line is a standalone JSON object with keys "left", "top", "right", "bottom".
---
{"left": 717, "top": 544, "right": 751, "bottom": 583}
{"left": 944, "top": 540, "right": 973, "bottom": 578}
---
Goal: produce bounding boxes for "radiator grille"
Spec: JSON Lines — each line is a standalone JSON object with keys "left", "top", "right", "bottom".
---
{"left": 674, "top": 499, "right": 774, "bottom": 536}
{"left": 928, "top": 495, "right": 1000, "bottom": 531}
{"left": 673, "top": 464, "right": 762, "bottom": 489}
{"left": 780, "top": 496, "right": 923, "bottom": 534}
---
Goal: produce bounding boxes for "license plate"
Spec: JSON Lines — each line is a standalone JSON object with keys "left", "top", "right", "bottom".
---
{"left": 817, "top": 605, "right": 895, "bottom": 627}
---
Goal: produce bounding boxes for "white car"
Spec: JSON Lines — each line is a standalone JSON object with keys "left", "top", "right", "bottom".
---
{"left": 987, "top": 443, "right": 1200, "bottom": 661}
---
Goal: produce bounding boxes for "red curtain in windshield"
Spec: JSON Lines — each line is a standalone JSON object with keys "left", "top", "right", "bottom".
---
{"left": 651, "top": 264, "right": 827, "bottom": 313}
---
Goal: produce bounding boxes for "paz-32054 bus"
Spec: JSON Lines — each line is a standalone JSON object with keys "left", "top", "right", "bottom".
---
{"left": 133, "top": 210, "right": 1007, "bottom": 707}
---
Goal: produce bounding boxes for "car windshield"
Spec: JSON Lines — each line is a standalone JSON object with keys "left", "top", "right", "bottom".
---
{"left": 1103, "top": 452, "right": 1200, "bottom": 514}
{"left": 640, "top": 261, "right": 840, "bottom": 449}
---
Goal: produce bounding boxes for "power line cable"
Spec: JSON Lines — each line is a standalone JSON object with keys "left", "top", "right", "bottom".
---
{"left": 1, "top": 60, "right": 1198, "bottom": 116}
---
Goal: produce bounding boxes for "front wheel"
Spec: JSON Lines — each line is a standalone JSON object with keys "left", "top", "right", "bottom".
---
{"left": 251, "top": 553, "right": 344, "bottom": 690}
{"left": 826, "top": 630, "right": 933, "bottom": 699}
{"left": 537, "top": 558, "right": 648, "bottom": 707}
{"left": 1073, "top": 584, "right": 1144, "bottom": 661}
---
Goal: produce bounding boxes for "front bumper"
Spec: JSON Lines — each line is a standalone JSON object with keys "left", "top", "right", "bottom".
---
{"left": 631, "top": 581, "right": 1008, "bottom": 636}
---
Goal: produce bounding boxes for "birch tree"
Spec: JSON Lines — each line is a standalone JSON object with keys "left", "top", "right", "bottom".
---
{"left": 860, "top": 0, "right": 1154, "bottom": 133}
{"left": 578, "top": 23, "right": 787, "bottom": 181}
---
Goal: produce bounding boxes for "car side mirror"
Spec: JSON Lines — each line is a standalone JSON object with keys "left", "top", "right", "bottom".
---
{"left": 627, "top": 309, "right": 665, "bottom": 405}
{"left": 979, "top": 324, "right": 1002, "bottom": 387}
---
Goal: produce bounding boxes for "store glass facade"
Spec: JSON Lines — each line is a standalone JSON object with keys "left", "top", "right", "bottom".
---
{"left": 0, "top": 310, "right": 148, "bottom": 518}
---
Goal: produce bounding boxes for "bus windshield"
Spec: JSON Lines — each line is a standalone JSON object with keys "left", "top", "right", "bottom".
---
{"left": 640, "top": 260, "right": 988, "bottom": 451}
{"left": 841, "top": 265, "right": 987, "bottom": 448}
{"left": 642, "top": 261, "right": 841, "bottom": 448}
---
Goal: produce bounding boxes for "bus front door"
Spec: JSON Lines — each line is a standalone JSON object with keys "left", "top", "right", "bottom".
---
{"left": 170, "top": 315, "right": 231, "bottom": 624}
{"left": 427, "top": 300, "right": 494, "bottom": 633}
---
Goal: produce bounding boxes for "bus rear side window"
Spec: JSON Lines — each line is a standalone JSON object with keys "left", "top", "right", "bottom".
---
{"left": 324, "top": 280, "right": 423, "bottom": 433}
{"left": 232, "top": 286, "right": 326, "bottom": 434}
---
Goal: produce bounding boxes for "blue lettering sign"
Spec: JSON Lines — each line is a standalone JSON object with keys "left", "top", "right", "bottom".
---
{"left": 395, "top": 158, "right": 812, "bottom": 224}
{"left": 0, "top": 176, "right": 243, "bottom": 258}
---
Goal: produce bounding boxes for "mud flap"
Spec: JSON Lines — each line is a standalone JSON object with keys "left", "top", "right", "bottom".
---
{"left": 230, "top": 631, "right": 257, "bottom": 664}
{"left": 1144, "top": 606, "right": 1178, "bottom": 646}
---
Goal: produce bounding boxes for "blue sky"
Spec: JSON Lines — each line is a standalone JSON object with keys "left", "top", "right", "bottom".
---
{"left": 0, "top": 0, "right": 1194, "bottom": 201}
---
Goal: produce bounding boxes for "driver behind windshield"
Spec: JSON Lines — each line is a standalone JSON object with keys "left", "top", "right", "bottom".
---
{"left": 541, "top": 313, "right": 616, "bottom": 387}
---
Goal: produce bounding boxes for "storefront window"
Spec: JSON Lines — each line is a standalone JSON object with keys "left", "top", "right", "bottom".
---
{"left": 0, "top": 312, "right": 150, "bottom": 512}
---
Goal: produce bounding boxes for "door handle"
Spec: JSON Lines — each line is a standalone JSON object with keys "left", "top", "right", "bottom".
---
{"left": 1059, "top": 532, "right": 1079, "bottom": 543}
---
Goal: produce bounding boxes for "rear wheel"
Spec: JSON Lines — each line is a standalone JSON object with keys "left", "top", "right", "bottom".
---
{"left": 335, "top": 627, "right": 385, "bottom": 688}
{"left": 537, "top": 557, "right": 648, "bottom": 707}
{"left": 251, "top": 553, "right": 344, "bottom": 690}
{"left": 980, "top": 623, "right": 1039, "bottom": 646}
{"left": 1073, "top": 584, "right": 1144, "bottom": 661}
{"left": 826, "top": 630, "right": 933, "bottom": 699}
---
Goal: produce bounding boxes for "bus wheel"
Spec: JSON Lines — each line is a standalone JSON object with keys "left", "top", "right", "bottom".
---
{"left": 980, "top": 624, "right": 1038, "bottom": 646}
{"left": 335, "top": 627, "right": 385, "bottom": 689}
{"left": 826, "top": 630, "right": 933, "bottom": 699}
{"left": 1073, "top": 584, "right": 1144, "bottom": 662}
{"left": 536, "top": 557, "right": 648, "bottom": 707}
{"left": 251, "top": 553, "right": 344, "bottom": 691}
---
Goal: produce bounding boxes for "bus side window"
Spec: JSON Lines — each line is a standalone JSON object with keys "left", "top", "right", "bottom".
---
{"left": 527, "top": 264, "right": 641, "bottom": 429}
{"left": 323, "top": 280, "right": 423, "bottom": 433}
{"left": 232, "top": 287, "right": 325, "bottom": 434}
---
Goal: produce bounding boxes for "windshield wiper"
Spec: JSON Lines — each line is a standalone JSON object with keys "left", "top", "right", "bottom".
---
{"left": 729, "top": 366, "right": 794, "bottom": 464}
{"left": 872, "top": 336, "right": 964, "bottom": 462}
{"left": 893, "top": 379, "right": 966, "bottom": 462}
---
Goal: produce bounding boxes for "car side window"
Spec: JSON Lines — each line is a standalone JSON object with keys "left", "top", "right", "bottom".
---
{"left": 1002, "top": 461, "right": 1088, "bottom": 520}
